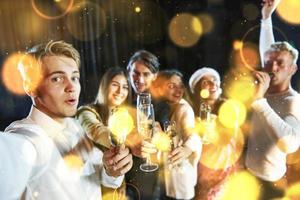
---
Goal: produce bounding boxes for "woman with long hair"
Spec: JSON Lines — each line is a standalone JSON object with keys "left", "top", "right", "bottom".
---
{"left": 151, "top": 69, "right": 202, "bottom": 200}
{"left": 76, "top": 67, "right": 132, "bottom": 148}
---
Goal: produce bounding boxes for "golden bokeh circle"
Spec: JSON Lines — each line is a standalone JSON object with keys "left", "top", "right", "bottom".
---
{"left": 168, "top": 13, "right": 203, "bottom": 48}
{"left": 31, "top": 0, "right": 74, "bottom": 20}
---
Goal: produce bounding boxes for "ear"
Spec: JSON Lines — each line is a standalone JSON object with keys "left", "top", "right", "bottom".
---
{"left": 218, "top": 88, "right": 223, "bottom": 96}
{"left": 290, "top": 64, "right": 298, "bottom": 76}
{"left": 152, "top": 73, "right": 158, "bottom": 81}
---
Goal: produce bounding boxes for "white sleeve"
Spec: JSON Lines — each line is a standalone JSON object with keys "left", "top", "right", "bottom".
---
{"left": 0, "top": 133, "right": 37, "bottom": 200}
{"left": 252, "top": 98, "right": 300, "bottom": 153}
{"left": 100, "top": 167, "right": 124, "bottom": 188}
{"left": 260, "top": 17, "right": 275, "bottom": 66}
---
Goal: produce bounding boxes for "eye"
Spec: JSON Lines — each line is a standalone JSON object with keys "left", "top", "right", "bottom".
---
{"left": 51, "top": 76, "right": 63, "bottom": 83}
{"left": 72, "top": 76, "right": 80, "bottom": 82}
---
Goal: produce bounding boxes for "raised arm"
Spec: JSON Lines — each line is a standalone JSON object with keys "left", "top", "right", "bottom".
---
{"left": 259, "top": 0, "right": 281, "bottom": 65}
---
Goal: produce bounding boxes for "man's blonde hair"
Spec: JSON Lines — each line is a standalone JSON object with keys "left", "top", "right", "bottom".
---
{"left": 265, "top": 41, "right": 299, "bottom": 65}
{"left": 18, "top": 40, "right": 80, "bottom": 94}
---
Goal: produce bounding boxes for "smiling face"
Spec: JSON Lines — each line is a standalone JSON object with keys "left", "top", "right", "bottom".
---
{"left": 162, "top": 75, "right": 184, "bottom": 104}
{"left": 195, "top": 74, "right": 221, "bottom": 101}
{"left": 129, "top": 61, "right": 157, "bottom": 94}
{"left": 107, "top": 74, "right": 129, "bottom": 107}
{"left": 33, "top": 55, "right": 81, "bottom": 123}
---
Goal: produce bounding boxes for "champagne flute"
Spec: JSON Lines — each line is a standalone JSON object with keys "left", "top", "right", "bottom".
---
{"left": 137, "top": 103, "right": 158, "bottom": 172}
{"left": 200, "top": 102, "right": 212, "bottom": 144}
{"left": 163, "top": 121, "right": 181, "bottom": 170}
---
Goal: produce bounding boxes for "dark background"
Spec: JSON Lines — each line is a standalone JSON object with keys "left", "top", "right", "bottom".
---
{"left": 0, "top": 0, "right": 299, "bottom": 130}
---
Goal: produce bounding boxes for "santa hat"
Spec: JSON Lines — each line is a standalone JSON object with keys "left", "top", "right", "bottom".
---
{"left": 189, "top": 67, "right": 221, "bottom": 94}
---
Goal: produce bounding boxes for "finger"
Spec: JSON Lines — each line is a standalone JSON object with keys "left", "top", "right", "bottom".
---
{"left": 118, "top": 158, "right": 133, "bottom": 175}
{"left": 142, "top": 140, "right": 156, "bottom": 148}
{"left": 112, "top": 148, "right": 130, "bottom": 163}
{"left": 113, "top": 153, "right": 132, "bottom": 171}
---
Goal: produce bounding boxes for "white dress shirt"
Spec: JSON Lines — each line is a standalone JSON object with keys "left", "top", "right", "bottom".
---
{"left": 0, "top": 106, "right": 123, "bottom": 200}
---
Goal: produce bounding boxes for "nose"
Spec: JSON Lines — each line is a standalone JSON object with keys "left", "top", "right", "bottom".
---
{"left": 65, "top": 78, "right": 76, "bottom": 93}
{"left": 137, "top": 75, "right": 145, "bottom": 84}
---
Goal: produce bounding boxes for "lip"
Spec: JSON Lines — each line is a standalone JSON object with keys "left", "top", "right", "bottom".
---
{"left": 65, "top": 98, "right": 78, "bottom": 106}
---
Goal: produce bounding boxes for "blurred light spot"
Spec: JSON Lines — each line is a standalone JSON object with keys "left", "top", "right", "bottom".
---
{"left": 1, "top": 54, "right": 25, "bottom": 95}
{"left": 152, "top": 131, "right": 171, "bottom": 152}
{"left": 219, "top": 99, "right": 247, "bottom": 129}
{"left": 242, "top": 3, "right": 259, "bottom": 21}
{"left": 126, "top": 1, "right": 166, "bottom": 44}
{"left": 134, "top": 6, "right": 141, "bottom": 13}
{"left": 199, "top": 126, "right": 244, "bottom": 170}
{"left": 0, "top": 54, "right": 39, "bottom": 96}
{"left": 285, "top": 182, "right": 300, "bottom": 199}
{"left": 200, "top": 89, "right": 210, "bottom": 99}
{"left": 197, "top": 13, "right": 214, "bottom": 34}
{"left": 108, "top": 107, "right": 134, "bottom": 144}
{"left": 230, "top": 41, "right": 260, "bottom": 71}
{"left": 226, "top": 73, "right": 256, "bottom": 104}
{"left": 233, "top": 40, "right": 243, "bottom": 50}
{"left": 168, "top": 13, "right": 203, "bottom": 48}
{"left": 64, "top": 154, "right": 83, "bottom": 170}
{"left": 221, "top": 171, "right": 260, "bottom": 200}
{"left": 31, "top": 0, "right": 73, "bottom": 20}
{"left": 277, "top": 0, "right": 300, "bottom": 25}
{"left": 66, "top": 2, "right": 106, "bottom": 41}
{"left": 33, "top": 191, "right": 39, "bottom": 197}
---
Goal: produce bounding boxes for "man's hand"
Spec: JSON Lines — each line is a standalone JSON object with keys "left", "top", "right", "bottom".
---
{"left": 253, "top": 71, "right": 271, "bottom": 100}
{"left": 103, "top": 145, "right": 133, "bottom": 177}
{"left": 261, "top": 0, "right": 281, "bottom": 20}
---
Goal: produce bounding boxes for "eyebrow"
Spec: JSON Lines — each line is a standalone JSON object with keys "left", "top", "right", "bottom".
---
{"left": 46, "top": 70, "right": 80, "bottom": 78}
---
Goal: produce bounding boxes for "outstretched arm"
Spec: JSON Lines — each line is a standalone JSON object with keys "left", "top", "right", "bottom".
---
{"left": 259, "top": 0, "right": 281, "bottom": 65}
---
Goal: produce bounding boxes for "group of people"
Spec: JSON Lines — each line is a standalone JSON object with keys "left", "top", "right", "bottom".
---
{"left": 1, "top": 0, "right": 300, "bottom": 199}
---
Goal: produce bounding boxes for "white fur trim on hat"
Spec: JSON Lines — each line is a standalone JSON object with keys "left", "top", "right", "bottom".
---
{"left": 189, "top": 67, "right": 221, "bottom": 94}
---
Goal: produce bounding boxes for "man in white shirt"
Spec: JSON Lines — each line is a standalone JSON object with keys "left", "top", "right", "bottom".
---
{"left": 0, "top": 40, "right": 133, "bottom": 200}
{"left": 245, "top": 0, "right": 300, "bottom": 199}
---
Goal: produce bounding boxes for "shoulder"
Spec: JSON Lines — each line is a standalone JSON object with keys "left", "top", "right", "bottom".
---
{"left": 77, "top": 104, "right": 102, "bottom": 119}
{"left": 174, "top": 99, "right": 195, "bottom": 118}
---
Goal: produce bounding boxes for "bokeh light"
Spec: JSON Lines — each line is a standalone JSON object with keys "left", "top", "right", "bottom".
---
{"left": 108, "top": 107, "right": 134, "bottom": 144}
{"left": 199, "top": 126, "right": 244, "bottom": 170}
{"left": 285, "top": 182, "right": 300, "bottom": 199}
{"left": 168, "top": 13, "right": 203, "bottom": 48}
{"left": 197, "top": 13, "right": 214, "bottom": 34}
{"left": 31, "top": 0, "right": 73, "bottom": 20}
{"left": 276, "top": 0, "right": 300, "bottom": 25}
{"left": 1, "top": 53, "right": 42, "bottom": 96}
{"left": 231, "top": 41, "right": 260, "bottom": 71}
{"left": 66, "top": 1, "right": 106, "bottom": 41}
{"left": 1, "top": 54, "right": 26, "bottom": 95}
{"left": 63, "top": 154, "right": 83, "bottom": 171}
{"left": 218, "top": 99, "right": 247, "bottom": 129}
{"left": 225, "top": 73, "right": 256, "bottom": 104}
{"left": 200, "top": 89, "right": 210, "bottom": 99}
{"left": 221, "top": 171, "right": 260, "bottom": 200}
{"left": 152, "top": 131, "right": 171, "bottom": 152}
{"left": 125, "top": 1, "right": 166, "bottom": 44}
{"left": 242, "top": 3, "right": 259, "bottom": 21}
{"left": 134, "top": 6, "right": 141, "bottom": 13}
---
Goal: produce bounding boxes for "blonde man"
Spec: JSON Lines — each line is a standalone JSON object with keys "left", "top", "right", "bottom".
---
{"left": 246, "top": 1, "right": 300, "bottom": 199}
{"left": 0, "top": 40, "right": 133, "bottom": 200}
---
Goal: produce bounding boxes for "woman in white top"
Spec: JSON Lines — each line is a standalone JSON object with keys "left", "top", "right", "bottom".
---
{"left": 151, "top": 69, "right": 202, "bottom": 200}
